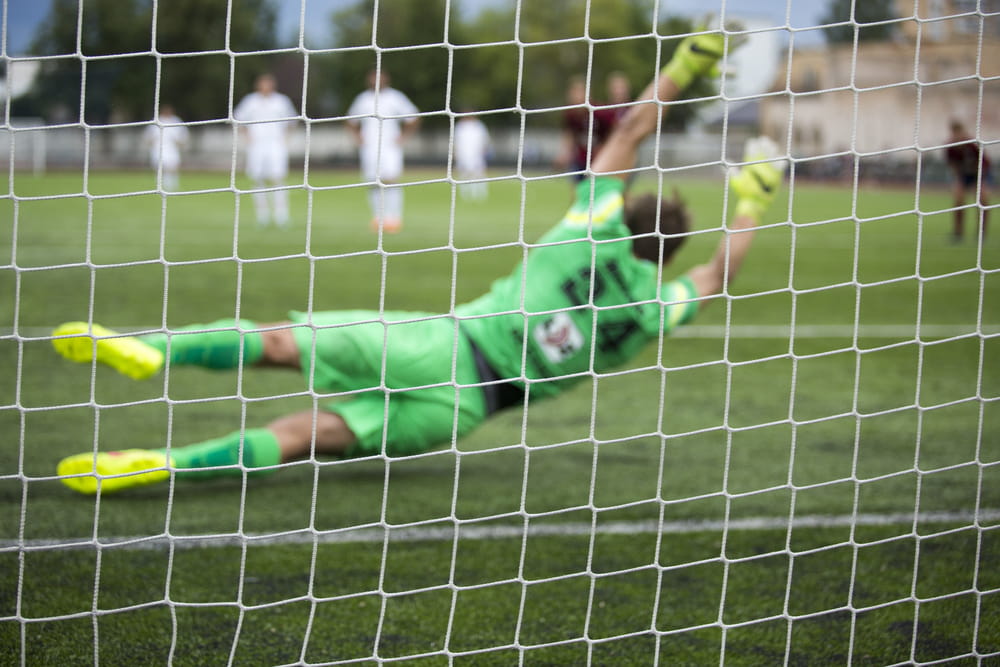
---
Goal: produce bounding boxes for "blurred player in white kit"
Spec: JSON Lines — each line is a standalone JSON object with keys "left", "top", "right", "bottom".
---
{"left": 346, "top": 69, "right": 420, "bottom": 233}
{"left": 454, "top": 110, "right": 491, "bottom": 200}
{"left": 144, "top": 104, "right": 189, "bottom": 192}
{"left": 234, "top": 73, "right": 298, "bottom": 227}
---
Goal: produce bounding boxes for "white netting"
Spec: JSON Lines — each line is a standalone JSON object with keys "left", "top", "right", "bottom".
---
{"left": 2, "top": 0, "right": 998, "bottom": 664}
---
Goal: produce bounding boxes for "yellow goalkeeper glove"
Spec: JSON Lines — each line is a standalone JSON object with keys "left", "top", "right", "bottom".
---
{"left": 730, "top": 137, "right": 787, "bottom": 222}
{"left": 661, "top": 25, "right": 734, "bottom": 91}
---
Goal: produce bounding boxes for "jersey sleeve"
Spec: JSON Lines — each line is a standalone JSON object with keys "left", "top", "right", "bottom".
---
{"left": 233, "top": 95, "right": 251, "bottom": 122}
{"left": 395, "top": 91, "right": 419, "bottom": 117}
{"left": 346, "top": 92, "right": 365, "bottom": 119}
{"left": 659, "top": 275, "right": 699, "bottom": 331}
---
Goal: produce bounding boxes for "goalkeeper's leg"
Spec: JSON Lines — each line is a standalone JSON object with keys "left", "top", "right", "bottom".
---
{"left": 167, "top": 411, "right": 355, "bottom": 479}
{"left": 51, "top": 319, "right": 306, "bottom": 377}
{"left": 57, "top": 411, "right": 356, "bottom": 494}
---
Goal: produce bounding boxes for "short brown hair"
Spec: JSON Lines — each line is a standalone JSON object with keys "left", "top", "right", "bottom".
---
{"left": 624, "top": 191, "right": 690, "bottom": 264}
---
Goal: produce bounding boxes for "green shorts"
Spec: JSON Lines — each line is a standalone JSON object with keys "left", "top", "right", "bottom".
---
{"left": 288, "top": 310, "right": 488, "bottom": 458}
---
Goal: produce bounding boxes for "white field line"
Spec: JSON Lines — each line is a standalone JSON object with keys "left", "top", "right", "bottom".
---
{"left": 5, "top": 509, "right": 999, "bottom": 553}
{"left": 671, "top": 324, "right": 1000, "bottom": 339}
{"left": 4, "top": 324, "right": 1000, "bottom": 340}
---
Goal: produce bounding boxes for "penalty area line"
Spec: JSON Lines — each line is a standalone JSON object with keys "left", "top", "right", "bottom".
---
{"left": 6, "top": 509, "right": 999, "bottom": 553}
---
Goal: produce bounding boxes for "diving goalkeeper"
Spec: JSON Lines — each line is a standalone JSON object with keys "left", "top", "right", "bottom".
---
{"left": 51, "top": 29, "right": 786, "bottom": 494}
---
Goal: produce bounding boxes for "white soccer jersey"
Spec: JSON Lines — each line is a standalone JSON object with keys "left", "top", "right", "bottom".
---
{"left": 144, "top": 114, "right": 189, "bottom": 169}
{"left": 234, "top": 91, "right": 297, "bottom": 144}
{"left": 234, "top": 91, "right": 298, "bottom": 180}
{"left": 454, "top": 118, "right": 491, "bottom": 172}
{"left": 348, "top": 87, "right": 419, "bottom": 181}
{"left": 348, "top": 87, "right": 419, "bottom": 148}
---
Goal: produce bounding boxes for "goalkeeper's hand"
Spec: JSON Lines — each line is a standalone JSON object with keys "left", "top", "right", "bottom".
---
{"left": 729, "top": 137, "right": 787, "bottom": 222}
{"left": 661, "top": 23, "right": 740, "bottom": 91}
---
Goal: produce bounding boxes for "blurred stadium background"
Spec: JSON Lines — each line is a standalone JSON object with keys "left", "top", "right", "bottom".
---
{"left": 3, "top": 0, "right": 997, "bottom": 180}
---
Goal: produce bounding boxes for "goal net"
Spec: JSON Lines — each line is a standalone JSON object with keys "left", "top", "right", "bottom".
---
{"left": 2, "top": 0, "right": 997, "bottom": 664}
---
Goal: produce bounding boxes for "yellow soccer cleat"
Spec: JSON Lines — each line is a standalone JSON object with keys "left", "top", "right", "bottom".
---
{"left": 52, "top": 322, "right": 164, "bottom": 380}
{"left": 57, "top": 449, "right": 172, "bottom": 495}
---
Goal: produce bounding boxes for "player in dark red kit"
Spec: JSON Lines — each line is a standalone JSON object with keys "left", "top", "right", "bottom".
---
{"left": 555, "top": 76, "right": 620, "bottom": 181}
{"left": 945, "top": 120, "right": 992, "bottom": 242}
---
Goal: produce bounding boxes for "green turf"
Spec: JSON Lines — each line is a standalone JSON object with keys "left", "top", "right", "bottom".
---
{"left": 1, "top": 168, "right": 998, "bottom": 665}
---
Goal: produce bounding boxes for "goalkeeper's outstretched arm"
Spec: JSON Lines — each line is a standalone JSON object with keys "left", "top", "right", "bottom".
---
{"left": 592, "top": 28, "right": 732, "bottom": 177}
{"left": 685, "top": 212, "right": 757, "bottom": 300}
{"left": 687, "top": 137, "right": 787, "bottom": 301}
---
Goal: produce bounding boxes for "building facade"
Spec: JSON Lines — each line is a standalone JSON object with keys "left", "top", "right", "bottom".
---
{"left": 759, "top": 0, "right": 998, "bottom": 170}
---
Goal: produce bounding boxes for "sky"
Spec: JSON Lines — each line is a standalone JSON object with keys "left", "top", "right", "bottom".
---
{"left": 3, "top": 0, "right": 832, "bottom": 56}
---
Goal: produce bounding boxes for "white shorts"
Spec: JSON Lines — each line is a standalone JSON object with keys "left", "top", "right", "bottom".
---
{"left": 246, "top": 142, "right": 289, "bottom": 181}
{"left": 151, "top": 148, "right": 180, "bottom": 171}
{"left": 456, "top": 156, "right": 486, "bottom": 176}
{"left": 360, "top": 145, "right": 404, "bottom": 183}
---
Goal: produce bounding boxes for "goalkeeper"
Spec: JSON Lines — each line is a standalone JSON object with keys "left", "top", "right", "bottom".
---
{"left": 50, "top": 29, "right": 786, "bottom": 494}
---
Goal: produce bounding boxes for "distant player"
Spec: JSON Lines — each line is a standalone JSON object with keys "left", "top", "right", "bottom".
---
{"left": 604, "top": 71, "right": 633, "bottom": 123}
{"left": 945, "top": 120, "right": 991, "bottom": 241}
{"left": 603, "top": 71, "right": 635, "bottom": 185}
{"left": 143, "top": 104, "right": 189, "bottom": 192}
{"left": 49, "top": 29, "right": 785, "bottom": 495}
{"left": 233, "top": 73, "right": 298, "bottom": 227}
{"left": 346, "top": 69, "right": 420, "bottom": 233}
{"left": 453, "top": 110, "right": 492, "bottom": 200}
{"left": 554, "top": 75, "right": 617, "bottom": 181}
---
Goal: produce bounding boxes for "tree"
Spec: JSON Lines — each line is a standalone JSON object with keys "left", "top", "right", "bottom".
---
{"left": 458, "top": 4, "right": 712, "bottom": 130}
{"left": 153, "top": 0, "right": 278, "bottom": 121}
{"left": 320, "top": 0, "right": 712, "bottom": 131}
{"left": 26, "top": 0, "right": 279, "bottom": 124}
{"left": 820, "top": 0, "right": 898, "bottom": 43}
{"left": 318, "top": 0, "right": 453, "bottom": 123}
{"left": 458, "top": 0, "right": 663, "bottom": 113}
{"left": 29, "top": 0, "right": 154, "bottom": 124}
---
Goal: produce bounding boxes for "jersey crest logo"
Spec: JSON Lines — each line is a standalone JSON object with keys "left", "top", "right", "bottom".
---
{"left": 533, "top": 312, "right": 584, "bottom": 364}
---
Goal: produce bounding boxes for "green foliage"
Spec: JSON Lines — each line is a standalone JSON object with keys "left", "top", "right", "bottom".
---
{"left": 323, "top": 0, "right": 454, "bottom": 120}
{"left": 28, "top": 0, "right": 154, "bottom": 123}
{"left": 24, "top": 0, "right": 720, "bottom": 129}
{"left": 820, "top": 0, "right": 899, "bottom": 43}
{"left": 314, "top": 0, "right": 712, "bottom": 129}
{"left": 25, "top": 0, "right": 278, "bottom": 124}
{"left": 152, "top": 0, "right": 278, "bottom": 121}
{"left": 512, "top": 0, "right": 660, "bottom": 109}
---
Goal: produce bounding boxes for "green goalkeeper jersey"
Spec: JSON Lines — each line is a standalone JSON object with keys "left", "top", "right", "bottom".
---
{"left": 458, "top": 176, "right": 699, "bottom": 399}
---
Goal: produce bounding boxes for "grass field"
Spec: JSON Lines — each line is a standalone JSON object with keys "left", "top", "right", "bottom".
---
{"left": 1, "top": 166, "right": 998, "bottom": 665}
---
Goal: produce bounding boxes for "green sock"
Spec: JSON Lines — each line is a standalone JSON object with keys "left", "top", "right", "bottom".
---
{"left": 142, "top": 319, "right": 264, "bottom": 369}
{"left": 165, "top": 428, "right": 282, "bottom": 479}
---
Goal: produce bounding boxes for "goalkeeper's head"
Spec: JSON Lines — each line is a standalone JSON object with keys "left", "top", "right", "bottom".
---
{"left": 625, "top": 191, "right": 690, "bottom": 265}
